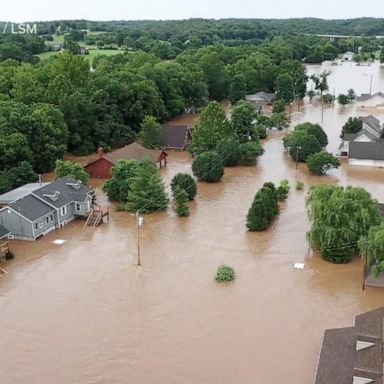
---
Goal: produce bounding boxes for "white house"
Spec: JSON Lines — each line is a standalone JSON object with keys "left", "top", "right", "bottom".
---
{"left": 356, "top": 92, "right": 384, "bottom": 108}
{"left": 348, "top": 141, "right": 384, "bottom": 167}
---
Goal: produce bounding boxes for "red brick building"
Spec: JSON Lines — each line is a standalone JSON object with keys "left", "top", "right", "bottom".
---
{"left": 84, "top": 142, "right": 168, "bottom": 179}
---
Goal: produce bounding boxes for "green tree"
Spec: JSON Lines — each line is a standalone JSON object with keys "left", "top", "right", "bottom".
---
{"left": 170, "top": 173, "right": 197, "bottom": 201}
{"left": 272, "top": 99, "right": 286, "bottom": 114}
{"left": 276, "top": 73, "right": 295, "bottom": 102}
{"left": 277, "top": 179, "right": 290, "bottom": 201}
{"left": 310, "top": 71, "right": 330, "bottom": 99}
{"left": 192, "top": 151, "right": 224, "bottom": 182}
{"left": 347, "top": 89, "right": 356, "bottom": 101}
{"left": 216, "top": 137, "right": 242, "bottom": 167}
{"left": 139, "top": 115, "right": 161, "bottom": 149}
{"left": 359, "top": 223, "right": 384, "bottom": 277}
{"left": 306, "top": 151, "right": 340, "bottom": 175}
{"left": 7, "top": 161, "right": 38, "bottom": 189}
{"left": 102, "top": 160, "right": 139, "bottom": 202}
{"left": 306, "top": 184, "right": 381, "bottom": 263}
{"left": 380, "top": 49, "right": 384, "bottom": 64}
{"left": 231, "top": 100, "right": 259, "bottom": 143}
{"left": 295, "top": 122, "right": 328, "bottom": 147}
{"left": 283, "top": 130, "right": 322, "bottom": 162}
{"left": 341, "top": 117, "right": 362, "bottom": 137}
{"left": 338, "top": 94, "right": 350, "bottom": 105}
{"left": 240, "top": 142, "right": 265, "bottom": 165}
{"left": 189, "top": 101, "right": 233, "bottom": 155}
{"left": 247, "top": 182, "right": 279, "bottom": 231}
{"left": 173, "top": 185, "right": 189, "bottom": 217}
{"left": 55, "top": 160, "right": 90, "bottom": 184}
{"left": 127, "top": 158, "right": 169, "bottom": 213}
{"left": 229, "top": 74, "right": 246, "bottom": 104}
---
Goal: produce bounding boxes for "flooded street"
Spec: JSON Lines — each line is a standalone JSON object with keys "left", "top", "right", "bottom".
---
{"left": 1, "top": 62, "right": 384, "bottom": 384}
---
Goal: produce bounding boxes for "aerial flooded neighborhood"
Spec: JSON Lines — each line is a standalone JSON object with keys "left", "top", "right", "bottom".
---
{"left": 1, "top": 2, "right": 384, "bottom": 384}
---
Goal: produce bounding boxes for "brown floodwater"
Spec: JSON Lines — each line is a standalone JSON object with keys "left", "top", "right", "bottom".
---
{"left": 1, "top": 62, "right": 384, "bottom": 384}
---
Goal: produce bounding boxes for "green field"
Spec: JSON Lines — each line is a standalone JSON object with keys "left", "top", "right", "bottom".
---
{"left": 38, "top": 49, "right": 124, "bottom": 62}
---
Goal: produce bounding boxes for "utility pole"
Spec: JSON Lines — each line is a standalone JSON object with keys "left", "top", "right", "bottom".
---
{"left": 136, "top": 211, "right": 144, "bottom": 266}
{"left": 369, "top": 75, "right": 373, "bottom": 95}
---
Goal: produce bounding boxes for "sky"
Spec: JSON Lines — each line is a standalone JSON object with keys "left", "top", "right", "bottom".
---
{"left": 1, "top": 0, "right": 383, "bottom": 22}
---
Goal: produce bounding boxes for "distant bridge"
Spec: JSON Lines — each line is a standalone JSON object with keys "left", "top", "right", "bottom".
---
{"left": 306, "top": 34, "right": 384, "bottom": 41}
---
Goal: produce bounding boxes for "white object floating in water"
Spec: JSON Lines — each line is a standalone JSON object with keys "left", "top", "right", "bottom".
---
{"left": 53, "top": 239, "right": 66, "bottom": 245}
{"left": 293, "top": 263, "right": 305, "bottom": 269}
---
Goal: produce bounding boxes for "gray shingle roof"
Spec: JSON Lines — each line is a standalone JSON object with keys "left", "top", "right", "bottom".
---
{"left": 359, "top": 115, "right": 381, "bottom": 135}
{"left": 356, "top": 92, "right": 384, "bottom": 102}
{"left": 349, "top": 142, "right": 384, "bottom": 160}
{"left": 9, "top": 194, "right": 55, "bottom": 222}
{"left": 33, "top": 176, "right": 91, "bottom": 209}
{"left": 0, "top": 182, "right": 50, "bottom": 205}
{"left": 160, "top": 125, "right": 192, "bottom": 149}
{"left": 315, "top": 308, "right": 384, "bottom": 384}
{"left": 246, "top": 92, "right": 276, "bottom": 103}
{"left": 0, "top": 224, "right": 9, "bottom": 239}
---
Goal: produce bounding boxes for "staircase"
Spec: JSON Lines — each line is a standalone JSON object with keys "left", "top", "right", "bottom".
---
{"left": 84, "top": 206, "right": 109, "bottom": 229}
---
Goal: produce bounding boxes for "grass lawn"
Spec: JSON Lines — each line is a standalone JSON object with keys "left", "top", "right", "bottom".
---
{"left": 38, "top": 49, "right": 125, "bottom": 62}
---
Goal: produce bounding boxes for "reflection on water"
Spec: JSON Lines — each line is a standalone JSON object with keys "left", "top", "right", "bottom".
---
{"left": 1, "top": 62, "right": 384, "bottom": 384}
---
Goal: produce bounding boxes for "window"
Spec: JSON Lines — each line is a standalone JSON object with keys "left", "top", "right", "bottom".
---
{"left": 45, "top": 217, "right": 49, "bottom": 224}
{"left": 35, "top": 222, "right": 38, "bottom": 230}
{"left": 75, "top": 203, "right": 81, "bottom": 212}
{"left": 38, "top": 220, "right": 43, "bottom": 229}
{"left": 61, "top": 205, "right": 67, "bottom": 216}
{"left": 50, "top": 214, "right": 54, "bottom": 222}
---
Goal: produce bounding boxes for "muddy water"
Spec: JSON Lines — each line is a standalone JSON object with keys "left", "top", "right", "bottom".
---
{"left": 1, "top": 62, "right": 384, "bottom": 384}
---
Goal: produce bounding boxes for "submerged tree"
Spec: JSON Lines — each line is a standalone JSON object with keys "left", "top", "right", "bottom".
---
{"left": 359, "top": 223, "right": 384, "bottom": 277}
{"left": 171, "top": 173, "right": 197, "bottom": 201}
{"left": 192, "top": 151, "right": 224, "bottom": 182}
{"left": 247, "top": 182, "right": 279, "bottom": 231}
{"left": 173, "top": 185, "right": 189, "bottom": 217}
{"left": 306, "top": 151, "right": 340, "bottom": 176}
{"left": 306, "top": 184, "right": 381, "bottom": 264}
{"left": 139, "top": 115, "right": 161, "bottom": 149}
{"left": 55, "top": 159, "right": 90, "bottom": 184}
{"left": 216, "top": 137, "right": 242, "bottom": 167}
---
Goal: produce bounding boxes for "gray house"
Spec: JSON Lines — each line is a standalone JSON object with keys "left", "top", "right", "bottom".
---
{"left": 0, "top": 176, "right": 93, "bottom": 241}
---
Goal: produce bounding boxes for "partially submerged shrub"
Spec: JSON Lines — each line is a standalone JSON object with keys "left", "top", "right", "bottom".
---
{"left": 5, "top": 251, "right": 14, "bottom": 260}
{"left": 295, "top": 181, "right": 305, "bottom": 190}
{"left": 277, "top": 179, "right": 290, "bottom": 202}
{"left": 215, "top": 265, "right": 235, "bottom": 282}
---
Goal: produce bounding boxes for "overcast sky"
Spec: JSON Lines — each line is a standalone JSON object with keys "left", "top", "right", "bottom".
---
{"left": 2, "top": 0, "right": 383, "bottom": 22}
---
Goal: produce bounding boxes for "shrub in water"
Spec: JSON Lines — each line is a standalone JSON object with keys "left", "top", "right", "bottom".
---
{"left": 215, "top": 265, "right": 235, "bottom": 282}
{"left": 296, "top": 181, "right": 305, "bottom": 190}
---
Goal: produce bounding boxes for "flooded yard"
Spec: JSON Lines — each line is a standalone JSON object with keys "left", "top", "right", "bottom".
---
{"left": 1, "top": 61, "right": 384, "bottom": 384}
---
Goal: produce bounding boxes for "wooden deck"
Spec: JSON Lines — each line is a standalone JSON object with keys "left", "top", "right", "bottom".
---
{"left": 84, "top": 205, "right": 109, "bottom": 228}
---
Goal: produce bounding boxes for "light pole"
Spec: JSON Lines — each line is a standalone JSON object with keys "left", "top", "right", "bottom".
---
{"left": 289, "top": 102, "right": 293, "bottom": 118}
{"left": 136, "top": 210, "right": 144, "bottom": 266}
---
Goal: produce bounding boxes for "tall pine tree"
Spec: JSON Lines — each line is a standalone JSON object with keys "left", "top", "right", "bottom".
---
{"left": 127, "top": 159, "right": 169, "bottom": 213}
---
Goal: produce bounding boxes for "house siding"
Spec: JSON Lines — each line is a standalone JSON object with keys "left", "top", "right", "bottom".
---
{"left": 84, "top": 158, "right": 113, "bottom": 178}
{"left": 0, "top": 210, "right": 34, "bottom": 240}
{"left": 33, "top": 211, "right": 56, "bottom": 238}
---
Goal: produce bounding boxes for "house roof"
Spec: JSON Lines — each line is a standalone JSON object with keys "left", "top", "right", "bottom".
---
{"left": 0, "top": 182, "right": 50, "bottom": 205}
{"left": 315, "top": 308, "right": 384, "bottom": 384}
{"left": 9, "top": 194, "right": 55, "bottom": 222}
{"left": 246, "top": 92, "right": 276, "bottom": 103}
{"left": 104, "top": 142, "right": 167, "bottom": 164}
{"left": 343, "top": 133, "right": 359, "bottom": 142}
{"left": 315, "top": 327, "right": 355, "bottom": 384}
{"left": 359, "top": 115, "right": 381, "bottom": 134}
{"left": 356, "top": 92, "right": 384, "bottom": 102}
{"left": 160, "top": 125, "right": 192, "bottom": 149}
{"left": 32, "top": 176, "right": 92, "bottom": 209}
{"left": 0, "top": 224, "right": 10, "bottom": 239}
{"left": 349, "top": 142, "right": 384, "bottom": 160}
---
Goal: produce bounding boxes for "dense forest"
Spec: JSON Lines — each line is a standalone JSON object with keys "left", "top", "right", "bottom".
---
{"left": 0, "top": 17, "right": 383, "bottom": 194}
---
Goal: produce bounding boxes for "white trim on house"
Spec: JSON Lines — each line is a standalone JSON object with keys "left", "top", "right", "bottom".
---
{"left": 349, "top": 158, "right": 384, "bottom": 167}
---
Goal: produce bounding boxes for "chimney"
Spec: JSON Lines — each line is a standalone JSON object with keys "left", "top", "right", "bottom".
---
{"left": 97, "top": 147, "right": 104, "bottom": 158}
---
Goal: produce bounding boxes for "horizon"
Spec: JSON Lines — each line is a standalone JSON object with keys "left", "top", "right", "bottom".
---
{"left": 2, "top": 0, "right": 383, "bottom": 23}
